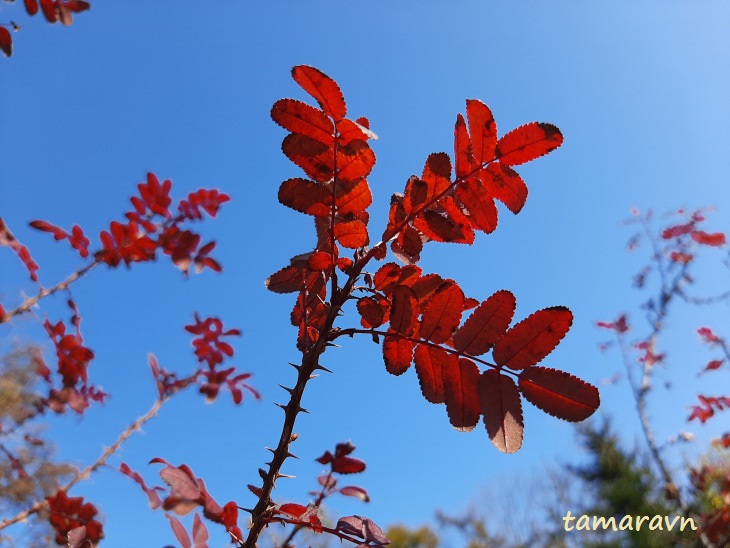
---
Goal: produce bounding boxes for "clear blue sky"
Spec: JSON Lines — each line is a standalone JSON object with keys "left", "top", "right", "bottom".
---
{"left": 1, "top": 2, "right": 729, "bottom": 546}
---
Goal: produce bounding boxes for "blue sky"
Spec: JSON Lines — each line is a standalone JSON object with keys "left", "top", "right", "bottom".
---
{"left": 1, "top": 2, "right": 729, "bottom": 546}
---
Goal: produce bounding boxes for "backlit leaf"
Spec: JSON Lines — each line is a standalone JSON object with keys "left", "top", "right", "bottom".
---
{"left": 389, "top": 285, "right": 418, "bottom": 336}
{"left": 271, "top": 98, "right": 333, "bottom": 145}
{"left": 265, "top": 265, "right": 303, "bottom": 293}
{"left": 292, "top": 65, "right": 347, "bottom": 122}
{"left": 454, "top": 113, "right": 475, "bottom": 179}
{"left": 443, "top": 358, "right": 481, "bottom": 431}
{"left": 0, "top": 28, "right": 11, "bottom": 58}
{"left": 373, "top": 262, "right": 401, "bottom": 294}
{"left": 357, "top": 297, "right": 387, "bottom": 329}
{"left": 466, "top": 100, "right": 497, "bottom": 166}
{"left": 334, "top": 219, "right": 368, "bottom": 249}
{"left": 518, "top": 366, "right": 599, "bottom": 422}
{"left": 453, "top": 290, "right": 516, "bottom": 356}
{"left": 422, "top": 153, "right": 452, "bottom": 201}
{"left": 282, "top": 133, "right": 333, "bottom": 182}
{"left": 414, "top": 344, "right": 451, "bottom": 404}
{"left": 496, "top": 122, "right": 563, "bottom": 166}
{"left": 483, "top": 163, "right": 528, "bottom": 214}
{"left": 278, "top": 178, "right": 330, "bottom": 217}
{"left": 479, "top": 370, "right": 524, "bottom": 453}
{"left": 383, "top": 334, "right": 414, "bottom": 375}
{"left": 691, "top": 231, "right": 726, "bottom": 247}
{"left": 419, "top": 281, "right": 464, "bottom": 343}
{"left": 336, "top": 178, "right": 372, "bottom": 216}
{"left": 337, "top": 140, "right": 376, "bottom": 183}
{"left": 455, "top": 178, "right": 498, "bottom": 234}
{"left": 493, "top": 307, "right": 572, "bottom": 370}
{"left": 24, "top": 0, "right": 39, "bottom": 16}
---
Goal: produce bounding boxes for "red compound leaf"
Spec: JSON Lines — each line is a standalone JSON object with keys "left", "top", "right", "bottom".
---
{"left": 479, "top": 370, "right": 523, "bottom": 453}
{"left": 493, "top": 306, "right": 573, "bottom": 370}
{"left": 518, "top": 366, "right": 600, "bottom": 422}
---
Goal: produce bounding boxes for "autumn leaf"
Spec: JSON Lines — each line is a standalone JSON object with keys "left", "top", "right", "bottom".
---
{"left": 414, "top": 344, "right": 451, "bottom": 404}
{"left": 453, "top": 290, "right": 516, "bottom": 356}
{"left": 479, "top": 370, "right": 524, "bottom": 453}
{"left": 492, "top": 307, "right": 573, "bottom": 370}
{"left": 496, "top": 122, "right": 563, "bottom": 166}
{"left": 443, "top": 358, "right": 481, "bottom": 431}
{"left": 419, "top": 281, "right": 464, "bottom": 344}
{"left": 518, "top": 366, "right": 599, "bottom": 422}
{"left": 292, "top": 65, "right": 347, "bottom": 122}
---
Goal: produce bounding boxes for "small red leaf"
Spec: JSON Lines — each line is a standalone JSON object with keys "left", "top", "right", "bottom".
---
{"left": 357, "top": 297, "right": 387, "bottom": 328}
{"left": 419, "top": 281, "right": 465, "bottom": 344}
{"left": 339, "top": 485, "right": 370, "bottom": 502}
{"left": 265, "top": 265, "right": 304, "bottom": 293}
{"left": 389, "top": 285, "right": 418, "bottom": 336}
{"left": 271, "top": 98, "right": 334, "bottom": 144}
{"left": 466, "top": 100, "right": 497, "bottom": 166}
{"left": 373, "top": 262, "right": 401, "bottom": 294}
{"left": 421, "top": 153, "right": 452, "bottom": 200}
{"left": 24, "top": 0, "right": 39, "bottom": 16}
{"left": 454, "top": 113, "right": 475, "bottom": 179}
{"left": 337, "top": 140, "right": 376, "bottom": 183}
{"left": 0, "top": 28, "right": 12, "bottom": 58}
{"left": 414, "top": 344, "right": 452, "bottom": 404}
{"left": 691, "top": 231, "right": 726, "bottom": 247}
{"left": 496, "top": 122, "right": 563, "bottom": 166}
{"left": 493, "top": 307, "right": 573, "bottom": 370}
{"left": 479, "top": 370, "right": 524, "bottom": 453}
{"left": 278, "top": 178, "right": 331, "bottom": 217}
{"left": 482, "top": 163, "right": 528, "bottom": 214}
{"left": 382, "top": 334, "right": 413, "bottom": 375}
{"left": 281, "top": 133, "right": 333, "bottom": 183}
{"left": 336, "top": 178, "right": 372, "bottom": 216}
{"left": 39, "top": 0, "right": 56, "bottom": 22}
{"left": 334, "top": 219, "right": 368, "bottom": 249}
{"left": 166, "top": 515, "right": 192, "bottom": 548}
{"left": 455, "top": 178, "right": 498, "bottom": 234}
{"left": 279, "top": 503, "right": 308, "bottom": 518}
{"left": 292, "top": 65, "right": 347, "bottom": 122}
{"left": 453, "top": 290, "right": 516, "bottom": 356}
{"left": 518, "top": 366, "right": 599, "bottom": 422}
{"left": 443, "top": 358, "right": 481, "bottom": 431}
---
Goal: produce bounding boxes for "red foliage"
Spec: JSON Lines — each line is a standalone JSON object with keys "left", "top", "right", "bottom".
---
{"left": 46, "top": 490, "right": 103, "bottom": 546}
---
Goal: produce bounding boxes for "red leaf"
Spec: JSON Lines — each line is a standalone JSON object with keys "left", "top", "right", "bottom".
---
{"left": 421, "top": 153, "right": 452, "bottom": 201}
{"left": 389, "top": 285, "right": 418, "bottom": 336}
{"left": 419, "top": 281, "right": 464, "bottom": 343}
{"left": 357, "top": 297, "right": 387, "bottom": 328}
{"left": 332, "top": 455, "right": 366, "bottom": 474}
{"left": 373, "top": 262, "right": 401, "bottom": 294}
{"left": 292, "top": 65, "right": 347, "bottom": 122}
{"left": 479, "top": 370, "right": 523, "bottom": 453}
{"left": 307, "top": 251, "right": 333, "bottom": 271}
{"left": 336, "top": 178, "right": 372, "bottom": 216}
{"left": 192, "top": 513, "right": 209, "bottom": 548}
{"left": 166, "top": 515, "right": 192, "bottom": 548}
{"left": 454, "top": 113, "right": 475, "bottom": 179}
{"left": 30, "top": 220, "right": 67, "bottom": 239}
{"left": 271, "top": 98, "right": 334, "bottom": 144}
{"left": 24, "top": 0, "right": 39, "bottom": 16}
{"left": 414, "top": 199, "right": 474, "bottom": 244}
{"left": 702, "top": 359, "right": 724, "bottom": 373}
{"left": 691, "top": 230, "right": 726, "bottom": 247}
{"left": 339, "top": 485, "right": 370, "bottom": 502}
{"left": 466, "top": 100, "right": 497, "bottom": 166}
{"left": 496, "top": 122, "right": 563, "bottom": 166}
{"left": 39, "top": 0, "right": 56, "bottom": 22}
{"left": 279, "top": 503, "right": 308, "bottom": 518}
{"left": 333, "top": 218, "right": 368, "bottom": 249}
{"left": 383, "top": 334, "right": 413, "bottom": 375}
{"left": 337, "top": 139, "right": 376, "bottom": 183}
{"left": 443, "top": 358, "right": 481, "bottom": 431}
{"left": 65, "top": 1, "right": 91, "bottom": 13}
{"left": 265, "top": 265, "right": 304, "bottom": 293}
{"left": 518, "top": 366, "right": 599, "bottom": 422}
{"left": 414, "top": 344, "right": 452, "bottom": 404}
{"left": 482, "top": 163, "right": 528, "bottom": 214}
{"left": 455, "top": 178, "right": 498, "bottom": 234}
{"left": 0, "top": 28, "right": 12, "bottom": 58}
{"left": 281, "top": 133, "right": 333, "bottom": 183}
{"left": 278, "top": 178, "right": 331, "bottom": 217}
{"left": 453, "top": 290, "right": 516, "bottom": 356}
{"left": 492, "top": 307, "right": 573, "bottom": 370}
{"left": 403, "top": 176, "right": 430, "bottom": 213}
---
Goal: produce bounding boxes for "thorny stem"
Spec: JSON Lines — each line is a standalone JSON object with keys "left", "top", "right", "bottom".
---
{"left": 244, "top": 253, "right": 369, "bottom": 547}
{"left": 0, "top": 395, "right": 168, "bottom": 532}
